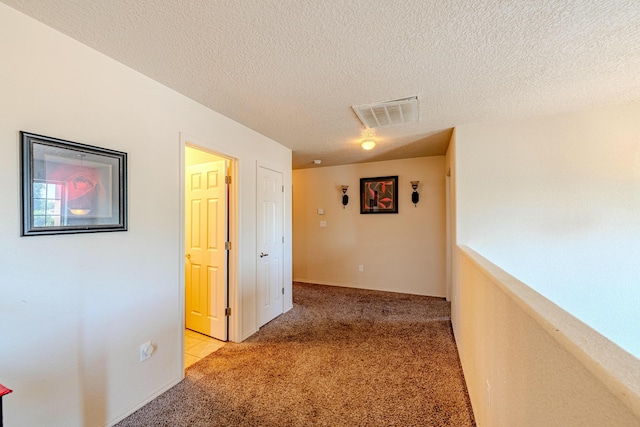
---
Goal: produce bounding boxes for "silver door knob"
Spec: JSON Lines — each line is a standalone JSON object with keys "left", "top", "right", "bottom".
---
{"left": 260, "top": 252, "right": 269, "bottom": 258}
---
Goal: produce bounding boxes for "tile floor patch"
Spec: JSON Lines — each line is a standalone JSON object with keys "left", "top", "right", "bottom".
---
{"left": 184, "top": 329, "right": 226, "bottom": 368}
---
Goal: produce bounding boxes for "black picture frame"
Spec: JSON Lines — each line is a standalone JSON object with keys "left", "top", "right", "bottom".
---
{"left": 20, "top": 132, "right": 128, "bottom": 236}
{"left": 360, "top": 176, "right": 399, "bottom": 214}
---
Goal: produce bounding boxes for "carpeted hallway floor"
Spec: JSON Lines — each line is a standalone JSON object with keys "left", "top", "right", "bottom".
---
{"left": 116, "top": 282, "right": 476, "bottom": 426}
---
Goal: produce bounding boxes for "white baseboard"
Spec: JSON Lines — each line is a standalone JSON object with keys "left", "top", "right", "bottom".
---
{"left": 106, "top": 376, "right": 182, "bottom": 427}
{"left": 293, "top": 278, "right": 445, "bottom": 298}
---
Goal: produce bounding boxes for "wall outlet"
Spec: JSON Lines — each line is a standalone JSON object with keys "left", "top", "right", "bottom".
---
{"left": 358, "top": 265, "right": 364, "bottom": 272}
{"left": 140, "top": 341, "right": 154, "bottom": 362}
{"left": 320, "top": 221, "right": 327, "bottom": 228}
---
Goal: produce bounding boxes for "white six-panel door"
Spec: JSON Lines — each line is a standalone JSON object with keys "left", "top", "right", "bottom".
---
{"left": 185, "top": 160, "right": 228, "bottom": 340}
{"left": 257, "top": 166, "right": 284, "bottom": 327}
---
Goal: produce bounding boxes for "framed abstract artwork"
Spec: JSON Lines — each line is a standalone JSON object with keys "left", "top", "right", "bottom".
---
{"left": 360, "top": 176, "right": 398, "bottom": 214}
{"left": 20, "top": 132, "right": 128, "bottom": 236}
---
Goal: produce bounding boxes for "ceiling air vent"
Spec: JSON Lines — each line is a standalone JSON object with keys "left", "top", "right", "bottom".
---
{"left": 352, "top": 96, "right": 419, "bottom": 129}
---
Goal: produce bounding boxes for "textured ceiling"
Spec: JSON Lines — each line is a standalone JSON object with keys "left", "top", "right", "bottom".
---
{"left": 3, "top": 1, "right": 640, "bottom": 169}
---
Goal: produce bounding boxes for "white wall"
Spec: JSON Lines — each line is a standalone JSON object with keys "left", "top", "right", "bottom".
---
{"left": 455, "top": 246, "right": 640, "bottom": 426}
{"left": 0, "top": 4, "right": 291, "bottom": 426}
{"left": 293, "top": 157, "right": 445, "bottom": 297}
{"left": 454, "top": 102, "right": 640, "bottom": 359}
{"left": 448, "top": 102, "right": 640, "bottom": 424}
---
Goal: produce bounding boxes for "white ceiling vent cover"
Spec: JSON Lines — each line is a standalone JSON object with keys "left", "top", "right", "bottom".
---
{"left": 352, "top": 96, "right": 419, "bottom": 129}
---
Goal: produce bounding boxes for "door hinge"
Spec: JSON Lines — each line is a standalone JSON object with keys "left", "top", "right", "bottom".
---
{"left": 225, "top": 307, "right": 231, "bottom": 316}
{"left": 282, "top": 236, "right": 284, "bottom": 243}
{"left": 225, "top": 241, "right": 231, "bottom": 250}
{"left": 225, "top": 175, "right": 231, "bottom": 184}
{"left": 282, "top": 288, "right": 285, "bottom": 295}
{"left": 281, "top": 185, "right": 284, "bottom": 192}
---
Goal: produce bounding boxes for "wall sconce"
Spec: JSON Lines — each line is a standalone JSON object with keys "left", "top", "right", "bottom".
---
{"left": 341, "top": 185, "right": 349, "bottom": 208}
{"left": 410, "top": 181, "right": 420, "bottom": 206}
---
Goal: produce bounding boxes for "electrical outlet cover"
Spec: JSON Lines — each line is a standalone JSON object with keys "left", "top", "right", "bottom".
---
{"left": 140, "top": 341, "right": 153, "bottom": 362}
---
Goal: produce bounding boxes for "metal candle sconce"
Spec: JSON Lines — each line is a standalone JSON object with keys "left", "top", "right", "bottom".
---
{"left": 341, "top": 185, "right": 349, "bottom": 208}
{"left": 411, "top": 181, "right": 420, "bottom": 206}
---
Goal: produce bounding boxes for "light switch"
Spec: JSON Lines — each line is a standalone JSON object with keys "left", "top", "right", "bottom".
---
{"left": 317, "top": 208, "right": 325, "bottom": 215}
{"left": 320, "top": 221, "right": 327, "bottom": 228}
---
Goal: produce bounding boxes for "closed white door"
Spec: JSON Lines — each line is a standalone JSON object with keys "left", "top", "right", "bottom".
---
{"left": 257, "top": 166, "right": 284, "bottom": 327}
{"left": 185, "top": 160, "right": 228, "bottom": 340}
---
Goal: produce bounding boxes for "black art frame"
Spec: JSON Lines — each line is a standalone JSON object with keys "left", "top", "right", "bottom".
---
{"left": 20, "top": 132, "right": 128, "bottom": 236}
{"left": 360, "top": 175, "right": 398, "bottom": 214}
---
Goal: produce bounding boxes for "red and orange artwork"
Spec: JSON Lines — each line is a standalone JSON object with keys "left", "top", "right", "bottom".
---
{"left": 22, "top": 131, "right": 127, "bottom": 235}
{"left": 360, "top": 176, "right": 398, "bottom": 214}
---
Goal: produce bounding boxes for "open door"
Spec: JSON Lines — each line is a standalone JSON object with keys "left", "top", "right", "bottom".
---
{"left": 185, "top": 158, "right": 228, "bottom": 341}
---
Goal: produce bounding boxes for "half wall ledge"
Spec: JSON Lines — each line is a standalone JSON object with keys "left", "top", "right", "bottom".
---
{"left": 458, "top": 245, "right": 640, "bottom": 421}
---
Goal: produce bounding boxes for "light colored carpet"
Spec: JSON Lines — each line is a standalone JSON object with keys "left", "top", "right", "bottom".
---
{"left": 117, "top": 282, "right": 476, "bottom": 426}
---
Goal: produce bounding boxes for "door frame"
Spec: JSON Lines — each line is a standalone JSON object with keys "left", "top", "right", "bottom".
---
{"left": 256, "top": 162, "right": 286, "bottom": 324}
{"left": 445, "top": 170, "right": 452, "bottom": 302}
{"left": 178, "top": 134, "right": 239, "bottom": 376}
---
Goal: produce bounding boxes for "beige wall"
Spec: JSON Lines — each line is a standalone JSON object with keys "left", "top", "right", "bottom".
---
{"left": 0, "top": 5, "right": 292, "bottom": 426}
{"left": 293, "top": 156, "right": 446, "bottom": 296}
{"left": 456, "top": 246, "right": 640, "bottom": 426}
{"left": 454, "top": 102, "right": 640, "bottom": 358}
{"left": 449, "top": 103, "right": 640, "bottom": 425}
{"left": 185, "top": 145, "right": 224, "bottom": 166}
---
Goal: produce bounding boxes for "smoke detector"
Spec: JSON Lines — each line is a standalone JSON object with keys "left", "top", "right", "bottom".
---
{"left": 352, "top": 96, "right": 419, "bottom": 129}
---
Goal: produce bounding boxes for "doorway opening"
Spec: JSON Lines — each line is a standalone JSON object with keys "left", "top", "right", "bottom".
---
{"left": 182, "top": 142, "right": 238, "bottom": 369}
